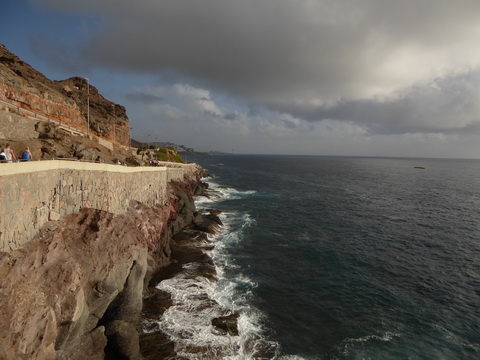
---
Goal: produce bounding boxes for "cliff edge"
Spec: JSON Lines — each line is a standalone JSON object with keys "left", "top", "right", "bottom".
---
{"left": 0, "top": 176, "right": 208, "bottom": 359}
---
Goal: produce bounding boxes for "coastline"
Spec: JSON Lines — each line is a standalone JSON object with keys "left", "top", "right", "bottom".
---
{"left": 139, "top": 205, "right": 241, "bottom": 359}
{"left": 139, "top": 175, "right": 282, "bottom": 360}
{"left": 0, "top": 165, "right": 209, "bottom": 359}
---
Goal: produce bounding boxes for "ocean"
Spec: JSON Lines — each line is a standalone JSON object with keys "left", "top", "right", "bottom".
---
{"left": 151, "top": 155, "right": 480, "bottom": 359}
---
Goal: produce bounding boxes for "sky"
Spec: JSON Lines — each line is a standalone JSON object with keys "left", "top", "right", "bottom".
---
{"left": 2, "top": 0, "right": 480, "bottom": 158}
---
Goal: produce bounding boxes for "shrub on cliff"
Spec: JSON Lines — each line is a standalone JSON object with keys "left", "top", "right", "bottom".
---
{"left": 156, "top": 147, "right": 184, "bottom": 163}
{"left": 125, "top": 155, "right": 141, "bottom": 166}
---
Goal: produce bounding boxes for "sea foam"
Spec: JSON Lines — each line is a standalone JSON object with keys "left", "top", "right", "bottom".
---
{"left": 145, "top": 180, "right": 279, "bottom": 359}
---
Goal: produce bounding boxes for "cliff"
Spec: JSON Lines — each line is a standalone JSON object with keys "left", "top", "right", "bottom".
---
{"left": 0, "top": 44, "right": 130, "bottom": 146}
{"left": 0, "top": 168, "right": 209, "bottom": 359}
{"left": 0, "top": 45, "right": 140, "bottom": 165}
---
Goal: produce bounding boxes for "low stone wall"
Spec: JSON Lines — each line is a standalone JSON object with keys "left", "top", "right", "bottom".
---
{"left": 0, "top": 160, "right": 198, "bottom": 252}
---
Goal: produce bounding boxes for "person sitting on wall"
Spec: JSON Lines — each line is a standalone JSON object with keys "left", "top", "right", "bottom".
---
{"left": 95, "top": 156, "right": 103, "bottom": 163}
{"left": 3, "top": 143, "right": 17, "bottom": 163}
{"left": 0, "top": 146, "right": 6, "bottom": 163}
{"left": 21, "top": 147, "right": 33, "bottom": 161}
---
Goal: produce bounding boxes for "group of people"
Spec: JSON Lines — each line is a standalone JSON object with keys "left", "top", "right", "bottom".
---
{"left": 0, "top": 144, "right": 33, "bottom": 163}
{"left": 0, "top": 145, "right": 129, "bottom": 165}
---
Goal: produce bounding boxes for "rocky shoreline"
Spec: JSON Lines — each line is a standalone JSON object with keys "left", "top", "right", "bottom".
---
{"left": 140, "top": 208, "right": 233, "bottom": 359}
{"left": 0, "top": 169, "right": 212, "bottom": 359}
{"left": 142, "top": 188, "right": 279, "bottom": 360}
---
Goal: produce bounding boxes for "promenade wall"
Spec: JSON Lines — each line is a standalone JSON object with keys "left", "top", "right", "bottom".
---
{"left": 0, "top": 161, "right": 198, "bottom": 252}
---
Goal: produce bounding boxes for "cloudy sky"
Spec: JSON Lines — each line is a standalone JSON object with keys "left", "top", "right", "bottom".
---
{"left": 3, "top": 0, "right": 480, "bottom": 158}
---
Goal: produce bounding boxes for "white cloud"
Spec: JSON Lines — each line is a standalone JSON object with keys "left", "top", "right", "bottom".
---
{"left": 173, "top": 84, "right": 224, "bottom": 118}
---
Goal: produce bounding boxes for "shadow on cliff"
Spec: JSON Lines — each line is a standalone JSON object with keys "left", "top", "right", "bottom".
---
{"left": 0, "top": 179, "right": 208, "bottom": 360}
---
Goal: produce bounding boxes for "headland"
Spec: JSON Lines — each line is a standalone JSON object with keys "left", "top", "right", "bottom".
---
{"left": 0, "top": 44, "right": 230, "bottom": 359}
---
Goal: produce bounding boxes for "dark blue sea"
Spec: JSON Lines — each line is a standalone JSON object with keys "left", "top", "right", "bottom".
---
{"left": 159, "top": 155, "right": 480, "bottom": 359}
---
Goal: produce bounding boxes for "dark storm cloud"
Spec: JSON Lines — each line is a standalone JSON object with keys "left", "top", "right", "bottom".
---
{"left": 224, "top": 113, "right": 238, "bottom": 121}
{"left": 281, "top": 119, "right": 299, "bottom": 129}
{"left": 30, "top": 34, "right": 87, "bottom": 75}
{"left": 126, "top": 91, "right": 164, "bottom": 104}
{"left": 38, "top": 0, "right": 480, "bottom": 135}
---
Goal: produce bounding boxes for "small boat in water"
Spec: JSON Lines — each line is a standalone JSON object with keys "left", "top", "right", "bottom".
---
{"left": 414, "top": 166, "right": 426, "bottom": 169}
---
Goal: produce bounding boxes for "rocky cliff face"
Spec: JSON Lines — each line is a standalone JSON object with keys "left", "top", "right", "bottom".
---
{"left": 0, "top": 44, "right": 139, "bottom": 164}
{"left": 0, "top": 45, "right": 209, "bottom": 359}
{"left": 0, "top": 44, "right": 130, "bottom": 146}
{"left": 0, "top": 179, "right": 207, "bottom": 359}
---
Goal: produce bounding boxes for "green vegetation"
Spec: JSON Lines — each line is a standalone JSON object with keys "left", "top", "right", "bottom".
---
{"left": 157, "top": 147, "right": 184, "bottom": 163}
{"left": 136, "top": 146, "right": 184, "bottom": 163}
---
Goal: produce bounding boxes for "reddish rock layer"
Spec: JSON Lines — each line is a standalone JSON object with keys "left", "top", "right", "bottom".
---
{"left": 0, "top": 179, "right": 204, "bottom": 360}
{"left": 0, "top": 45, "right": 130, "bottom": 146}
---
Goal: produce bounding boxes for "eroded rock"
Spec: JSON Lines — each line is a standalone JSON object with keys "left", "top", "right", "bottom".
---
{"left": 0, "top": 179, "right": 199, "bottom": 359}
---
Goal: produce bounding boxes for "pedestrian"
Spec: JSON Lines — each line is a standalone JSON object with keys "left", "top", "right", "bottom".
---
{"left": 0, "top": 146, "right": 6, "bottom": 163}
{"left": 3, "top": 143, "right": 17, "bottom": 162}
{"left": 21, "top": 147, "right": 32, "bottom": 161}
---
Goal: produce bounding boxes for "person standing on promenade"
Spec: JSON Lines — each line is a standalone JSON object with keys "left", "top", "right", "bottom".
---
{"left": 3, "top": 143, "right": 16, "bottom": 162}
